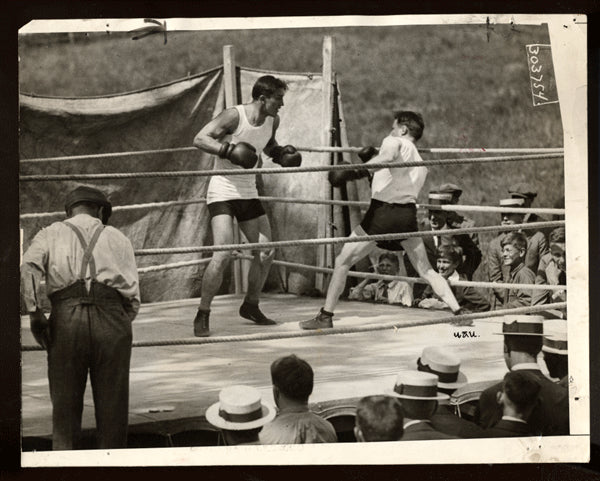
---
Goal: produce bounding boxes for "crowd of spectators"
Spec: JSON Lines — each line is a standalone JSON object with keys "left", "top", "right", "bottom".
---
{"left": 345, "top": 182, "right": 566, "bottom": 318}
{"left": 207, "top": 315, "right": 569, "bottom": 444}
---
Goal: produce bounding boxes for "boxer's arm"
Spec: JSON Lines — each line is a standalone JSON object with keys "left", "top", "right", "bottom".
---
{"left": 193, "top": 108, "right": 239, "bottom": 155}
{"left": 361, "top": 136, "right": 397, "bottom": 170}
{"left": 262, "top": 116, "right": 281, "bottom": 157}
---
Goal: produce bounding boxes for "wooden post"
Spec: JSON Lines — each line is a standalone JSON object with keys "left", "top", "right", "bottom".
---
{"left": 315, "top": 36, "right": 334, "bottom": 292}
{"left": 223, "top": 45, "right": 244, "bottom": 295}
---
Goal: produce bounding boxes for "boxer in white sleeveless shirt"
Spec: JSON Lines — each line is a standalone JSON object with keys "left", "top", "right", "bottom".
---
{"left": 301, "top": 111, "right": 462, "bottom": 330}
{"left": 192, "top": 75, "right": 302, "bottom": 336}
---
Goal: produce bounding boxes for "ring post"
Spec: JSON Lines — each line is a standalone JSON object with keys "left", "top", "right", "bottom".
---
{"left": 223, "top": 45, "right": 245, "bottom": 295}
{"left": 316, "top": 35, "right": 335, "bottom": 293}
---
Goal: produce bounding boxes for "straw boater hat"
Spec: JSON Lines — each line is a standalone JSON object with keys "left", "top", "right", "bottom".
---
{"left": 542, "top": 319, "right": 568, "bottom": 355}
{"left": 499, "top": 197, "right": 525, "bottom": 208}
{"left": 205, "top": 385, "right": 276, "bottom": 431}
{"left": 428, "top": 191, "right": 453, "bottom": 205}
{"left": 494, "top": 315, "right": 544, "bottom": 336}
{"left": 389, "top": 371, "right": 449, "bottom": 401}
{"left": 417, "top": 346, "right": 468, "bottom": 390}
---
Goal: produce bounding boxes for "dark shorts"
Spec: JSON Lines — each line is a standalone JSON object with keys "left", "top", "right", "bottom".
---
{"left": 360, "top": 199, "right": 418, "bottom": 251}
{"left": 207, "top": 199, "right": 266, "bottom": 222}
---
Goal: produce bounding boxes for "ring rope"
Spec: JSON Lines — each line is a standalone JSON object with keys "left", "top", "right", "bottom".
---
{"left": 19, "top": 147, "right": 564, "bottom": 164}
{"left": 19, "top": 197, "right": 565, "bottom": 220}
{"left": 266, "top": 258, "right": 567, "bottom": 292}
{"left": 134, "top": 220, "right": 565, "bottom": 256}
{"left": 20, "top": 302, "right": 566, "bottom": 352}
{"left": 138, "top": 254, "right": 565, "bottom": 292}
{"left": 137, "top": 258, "right": 212, "bottom": 273}
{"left": 19, "top": 153, "right": 564, "bottom": 182}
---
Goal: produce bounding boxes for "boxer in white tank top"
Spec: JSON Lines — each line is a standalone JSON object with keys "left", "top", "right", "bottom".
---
{"left": 206, "top": 104, "right": 274, "bottom": 203}
{"left": 192, "top": 75, "right": 302, "bottom": 336}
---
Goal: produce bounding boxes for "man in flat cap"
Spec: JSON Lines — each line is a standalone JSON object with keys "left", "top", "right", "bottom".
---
{"left": 508, "top": 182, "right": 541, "bottom": 224}
{"left": 21, "top": 185, "right": 140, "bottom": 450}
{"left": 475, "top": 315, "right": 569, "bottom": 436}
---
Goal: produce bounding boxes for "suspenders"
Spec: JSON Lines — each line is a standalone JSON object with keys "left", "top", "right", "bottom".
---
{"left": 63, "top": 221, "right": 105, "bottom": 281}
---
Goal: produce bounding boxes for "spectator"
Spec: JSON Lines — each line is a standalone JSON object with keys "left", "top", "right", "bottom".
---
{"left": 260, "top": 355, "right": 337, "bottom": 444}
{"left": 533, "top": 227, "right": 566, "bottom": 306}
{"left": 485, "top": 371, "right": 541, "bottom": 437}
{"left": 348, "top": 253, "right": 412, "bottom": 306}
{"left": 508, "top": 182, "right": 544, "bottom": 224}
{"left": 205, "top": 385, "right": 276, "bottom": 446}
{"left": 354, "top": 395, "right": 405, "bottom": 442}
{"left": 390, "top": 371, "right": 457, "bottom": 440}
{"left": 542, "top": 320, "right": 568, "bottom": 386}
{"left": 407, "top": 190, "right": 481, "bottom": 297}
{"left": 488, "top": 197, "right": 548, "bottom": 306}
{"left": 415, "top": 346, "right": 485, "bottom": 438}
{"left": 476, "top": 315, "right": 569, "bottom": 435}
{"left": 416, "top": 245, "right": 490, "bottom": 313}
{"left": 495, "top": 231, "right": 535, "bottom": 309}
{"left": 506, "top": 185, "right": 549, "bottom": 272}
{"left": 437, "top": 182, "right": 479, "bottom": 247}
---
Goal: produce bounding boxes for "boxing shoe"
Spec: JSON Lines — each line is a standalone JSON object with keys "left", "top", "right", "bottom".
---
{"left": 239, "top": 301, "right": 277, "bottom": 325}
{"left": 299, "top": 308, "right": 334, "bottom": 330}
{"left": 193, "top": 308, "right": 211, "bottom": 337}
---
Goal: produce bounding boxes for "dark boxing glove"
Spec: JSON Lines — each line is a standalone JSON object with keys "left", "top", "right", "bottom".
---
{"left": 218, "top": 141, "right": 258, "bottom": 169}
{"left": 271, "top": 145, "right": 302, "bottom": 167}
{"left": 328, "top": 161, "right": 370, "bottom": 187}
{"left": 358, "top": 146, "right": 379, "bottom": 163}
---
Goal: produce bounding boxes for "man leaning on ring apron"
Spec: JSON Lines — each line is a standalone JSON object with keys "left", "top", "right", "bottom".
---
{"left": 21, "top": 185, "right": 140, "bottom": 450}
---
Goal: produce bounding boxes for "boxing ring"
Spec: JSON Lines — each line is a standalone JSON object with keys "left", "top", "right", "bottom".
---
{"left": 19, "top": 145, "right": 566, "bottom": 449}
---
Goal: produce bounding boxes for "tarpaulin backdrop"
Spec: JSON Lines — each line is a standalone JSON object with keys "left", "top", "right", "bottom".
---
{"left": 20, "top": 67, "right": 347, "bottom": 302}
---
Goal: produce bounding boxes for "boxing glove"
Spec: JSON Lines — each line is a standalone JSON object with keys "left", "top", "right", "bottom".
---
{"left": 271, "top": 145, "right": 302, "bottom": 167}
{"left": 358, "top": 146, "right": 379, "bottom": 163}
{"left": 328, "top": 161, "right": 370, "bottom": 187}
{"left": 218, "top": 141, "right": 258, "bottom": 169}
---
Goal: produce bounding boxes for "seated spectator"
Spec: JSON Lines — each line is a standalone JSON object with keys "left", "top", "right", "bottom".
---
{"left": 260, "top": 354, "right": 338, "bottom": 444}
{"left": 533, "top": 227, "right": 566, "bottom": 306}
{"left": 205, "top": 385, "right": 276, "bottom": 446}
{"left": 348, "top": 253, "right": 412, "bottom": 306}
{"left": 407, "top": 190, "right": 482, "bottom": 298}
{"left": 495, "top": 231, "right": 535, "bottom": 309}
{"left": 415, "top": 245, "right": 490, "bottom": 313}
{"left": 437, "top": 182, "right": 479, "bottom": 247}
{"left": 354, "top": 395, "right": 405, "bottom": 442}
{"left": 542, "top": 320, "right": 568, "bottom": 386}
{"left": 415, "top": 346, "right": 485, "bottom": 438}
{"left": 488, "top": 197, "right": 548, "bottom": 307}
{"left": 504, "top": 189, "right": 549, "bottom": 272}
{"left": 476, "top": 315, "right": 569, "bottom": 435}
{"left": 485, "top": 371, "right": 541, "bottom": 438}
{"left": 389, "top": 371, "right": 457, "bottom": 440}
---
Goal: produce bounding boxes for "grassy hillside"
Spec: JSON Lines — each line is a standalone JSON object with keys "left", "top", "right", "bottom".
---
{"left": 19, "top": 24, "right": 564, "bottom": 281}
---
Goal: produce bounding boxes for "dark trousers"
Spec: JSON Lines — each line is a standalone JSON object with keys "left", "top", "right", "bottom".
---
{"left": 47, "top": 281, "right": 132, "bottom": 450}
